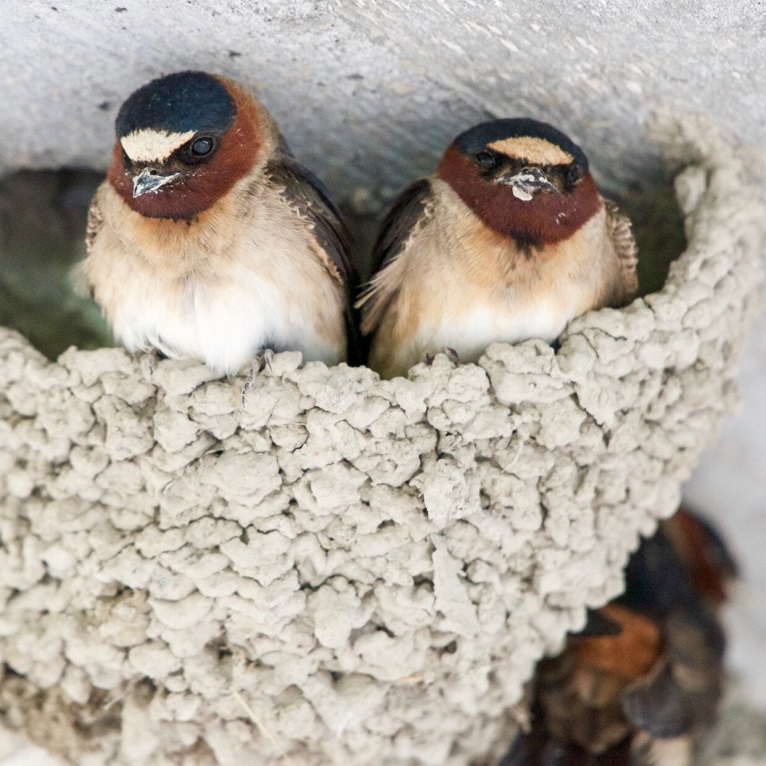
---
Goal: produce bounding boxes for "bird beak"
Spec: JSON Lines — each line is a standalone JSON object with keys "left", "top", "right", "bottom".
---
{"left": 132, "top": 167, "right": 181, "bottom": 197}
{"left": 500, "top": 167, "right": 556, "bottom": 201}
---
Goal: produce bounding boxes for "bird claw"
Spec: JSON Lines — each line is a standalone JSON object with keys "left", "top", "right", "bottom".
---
{"left": 442, "top": 347, "right": 460, "bottom": 365}
{"left": 139, "top": 347, "right": 163, "bottom": 376}
{"left": 420, "top": 347, "right": 460, "bottom": 367}
{"left": 256, "top": 348, "right": 275, "bottom": 373}
{"left": 241, "top": 349, "right": 275, "bottom": 405}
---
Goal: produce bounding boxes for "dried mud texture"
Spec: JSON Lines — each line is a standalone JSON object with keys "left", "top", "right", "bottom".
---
{"left": 0, "top": 119, "right": 764, "bottom": 766}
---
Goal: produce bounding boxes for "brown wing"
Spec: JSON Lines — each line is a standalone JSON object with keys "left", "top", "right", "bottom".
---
{"left": 70, "top": 185, "right": 106, "bottom": 299}
{"left": 662, "top": 507, "right": 738, "bottom": 607}
{"left": 266, "top": 154, "right": 363, "bottom": 362}
{"left": 356, "top": 179, "right": 434, "bottom": 334}
{"left": 603, "top": 197, "right": 639, "bottom": 306}
{"left": 265, "top": 155, "right": 355, "bottom": 287}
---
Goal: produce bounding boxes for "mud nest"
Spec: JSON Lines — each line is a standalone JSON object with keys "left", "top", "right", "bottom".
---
{"left": 0, "top": 118, "right": 763, "bottom": 765}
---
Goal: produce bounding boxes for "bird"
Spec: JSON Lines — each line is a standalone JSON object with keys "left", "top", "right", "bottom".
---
{"left": 356, "top": 118, "right": 638, "bottom": 379}
{"left": 500, "top": 506, "right": 736, "bottom": 766}
{"left": 78, "top": 70, "right": 356, "bottom": 376}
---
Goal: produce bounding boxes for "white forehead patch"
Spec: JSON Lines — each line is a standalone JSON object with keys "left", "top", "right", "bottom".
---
{"left": 487, "top": 136, "right": 574, "bottom": 166}
{"left": 120, "top": 129, "right": 196, "bottom": 163}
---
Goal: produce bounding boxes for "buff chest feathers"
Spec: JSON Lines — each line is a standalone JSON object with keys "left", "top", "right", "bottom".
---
{"left": 79, "top": 71, "right": 355, "bottom": 376}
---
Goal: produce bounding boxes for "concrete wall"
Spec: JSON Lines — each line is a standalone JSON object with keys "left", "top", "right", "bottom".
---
{"left": 2, "top": 0, "right": 765, "bottom": 202}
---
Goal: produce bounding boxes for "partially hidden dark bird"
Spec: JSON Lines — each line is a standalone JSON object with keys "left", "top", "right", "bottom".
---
{"left": 500, "top": 507, "right": 737, "bottom": 766}
{"left": 78, "top": 71, "right": 356, "bottom": 375}
{"left": 357, "top": 118, "right": 638, "bottom": 379}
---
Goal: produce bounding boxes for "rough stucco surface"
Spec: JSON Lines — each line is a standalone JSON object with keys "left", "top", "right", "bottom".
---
{"left": 0, "top": 121, "right": 763, "bottom": 765}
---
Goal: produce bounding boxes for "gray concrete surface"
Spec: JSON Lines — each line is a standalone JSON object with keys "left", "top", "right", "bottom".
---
{"left": 1, "top": 0, "right": 765, "bottom": 204}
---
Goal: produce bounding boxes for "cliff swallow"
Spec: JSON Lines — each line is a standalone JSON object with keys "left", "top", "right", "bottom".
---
{"left": 357, "top": 118, "right": 638, "bottom": 379}
{"left": 501, "top": 508, "right": 734, "bottom": 766}
{"left": 79, "top": 71, "right": 355, "bottom": 375}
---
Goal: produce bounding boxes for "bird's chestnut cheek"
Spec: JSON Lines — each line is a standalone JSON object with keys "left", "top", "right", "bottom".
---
{"left": 108, "top": 147, "right": 135, "bottom": 201}
{"left": 439, "top": 146, "right": 601, "bottom": 245}
{"left": 130, "top": 170, "right": 200, "bottom": 213}
{"left": 109, "top": 143, "right": 224, "bottom": 218}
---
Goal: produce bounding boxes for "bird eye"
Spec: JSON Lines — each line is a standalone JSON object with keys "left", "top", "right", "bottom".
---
{"left": 474, "top": 149, "right": 499, "bottom": 169}
{"left": 190, "top": 136, "right": 216, "bottom": 158}
{"left": 564, "top": 163, "right": 584, "bottom": 188}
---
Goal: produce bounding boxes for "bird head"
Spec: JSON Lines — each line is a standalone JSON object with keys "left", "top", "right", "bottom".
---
{"left": 108, "top": 71, "right": 269, "bottom": 220}
{"left": 436, "top": 118, "right": 601, "bottom": 246}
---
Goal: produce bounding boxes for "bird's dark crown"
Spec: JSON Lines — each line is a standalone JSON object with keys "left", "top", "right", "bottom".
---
{"left": 454, "top": 118, "right": 588, "bottom": 171}
{"left": 115, "top": 71, "right": 236, "bottom": 138}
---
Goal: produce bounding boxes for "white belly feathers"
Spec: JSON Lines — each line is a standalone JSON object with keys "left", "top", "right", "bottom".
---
{"left": 112, "top": 263, "right": 342, "bottom": 375}
{"left": 424, "top": 296, "right": 576, "bottom": 363}
{"left": 91, "top": 182, "right": 345, "bottom": 375}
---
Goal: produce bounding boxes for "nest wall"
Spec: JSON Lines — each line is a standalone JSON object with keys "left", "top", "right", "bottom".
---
{"left": 0, "top": 118, "right": 764, "bottom": 765}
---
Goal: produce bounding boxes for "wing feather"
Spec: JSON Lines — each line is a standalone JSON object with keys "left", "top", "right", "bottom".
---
{"left": 603, "top": 197, "right": 639, "bottom": 305}
{"left": 265, "top": 151, "right": 362, "bottom": 362}
{"left": 356, "top": 179, "right": 434, "bottom": 334}
{"left": 85, "top": 186, "right": 105, "bottom": 257}
{"left": 265, "top": 154, "right": 354, "bottom": 287}
{"left": 70, "top": 185, "right": 106, "bottom": 299}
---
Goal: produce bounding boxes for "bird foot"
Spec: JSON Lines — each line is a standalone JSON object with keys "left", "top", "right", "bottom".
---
{"left": 138, "top": 347, "right": 165, "bottom": 376}
{"left": 421, "top": 347, "right": 460, "bottom": 367}
{"left": 255, "top": 348, "right": 275, "bottom": 373}
{"left": 241, "top": 349, "right": 275, "bottom": 405}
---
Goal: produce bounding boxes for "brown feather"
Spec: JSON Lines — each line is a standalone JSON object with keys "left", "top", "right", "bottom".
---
{"left": 85, "top": 193, "right": 104, "bottom": 257}
{"left": 356, "top": 179, "right": 434, "bottom": 334}
{"left": 662, "top": 507, "right": 737, "bottom": 607}
{"left": 436, "top": 144, "right": 602, "bottom": 245}
{"left": 264, "top": 154, "right": 354, "bottom": 287}
{"left": 502, "top": 511, "right": 732, "bottom": 766}
{"left": 602, "top": 198, "right": 638, "bottom": 307}
{"left": 570, "top": 604, "right": 662, "bottom": 681}
{"left": 264, "top": 153, "right": 359, "bottom": 361}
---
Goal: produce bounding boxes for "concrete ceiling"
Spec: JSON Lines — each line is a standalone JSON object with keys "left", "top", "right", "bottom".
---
{"left": 1, "top": 0, "right": 765, "bottom": 208}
